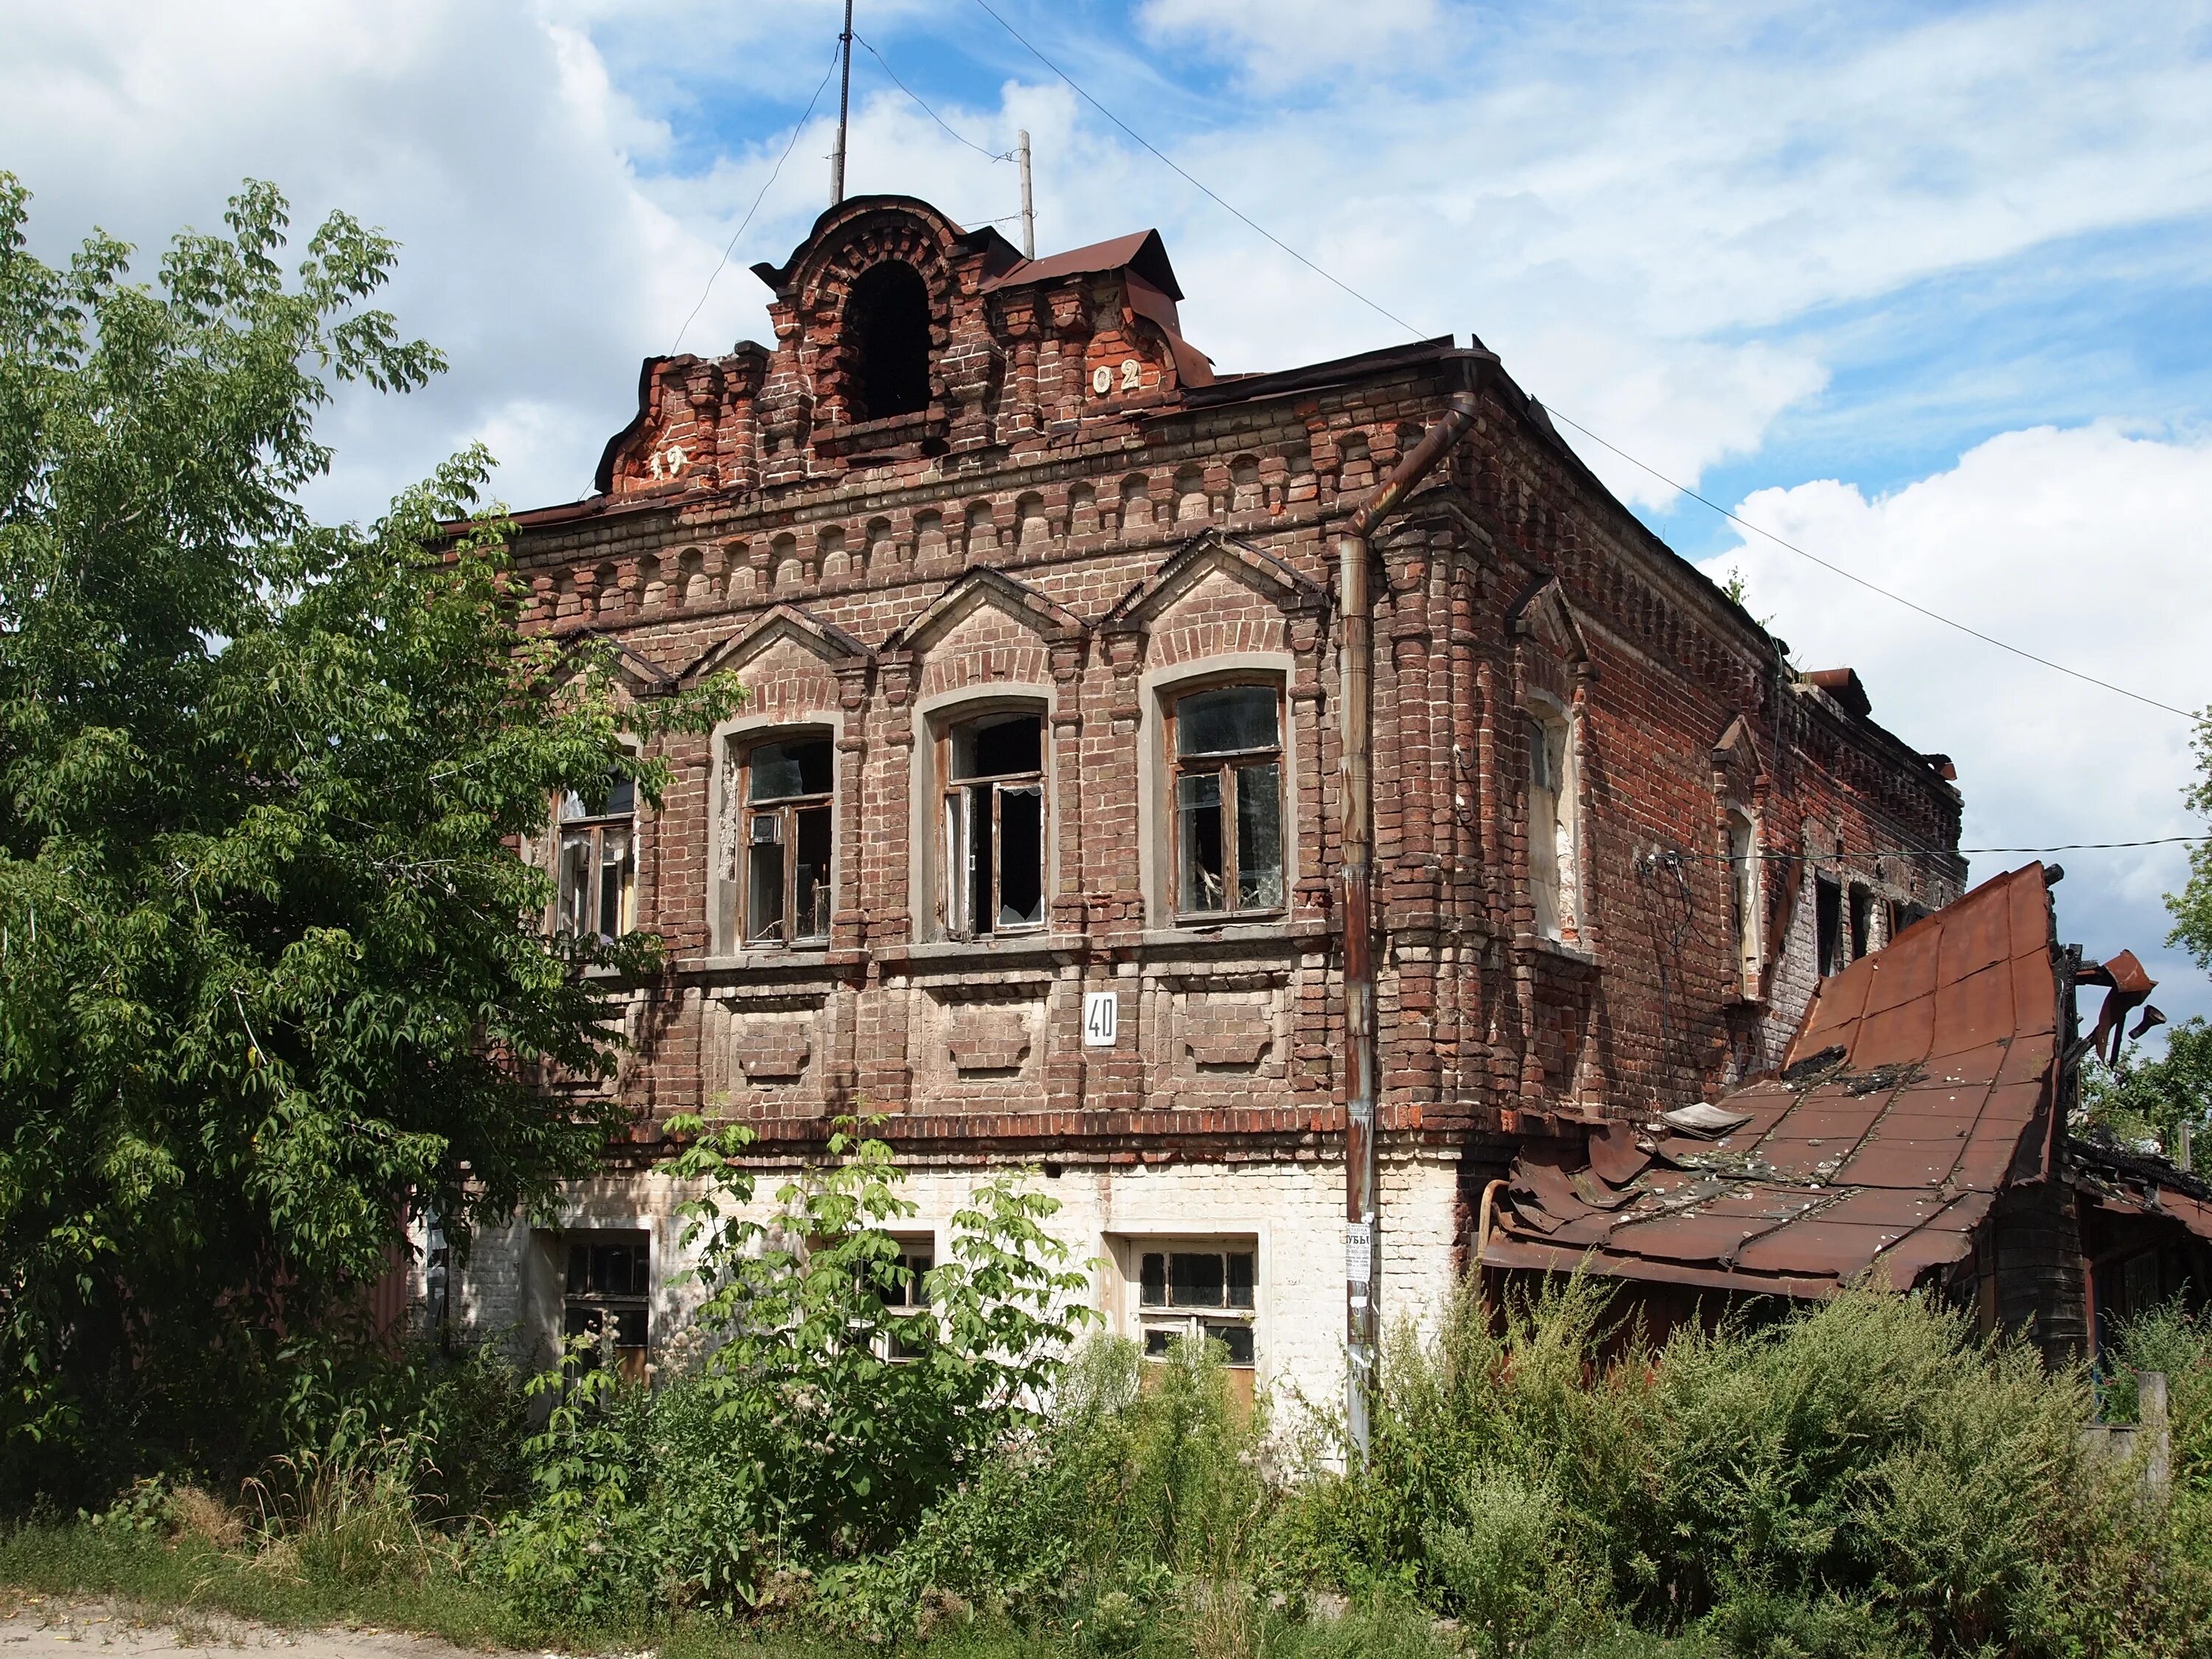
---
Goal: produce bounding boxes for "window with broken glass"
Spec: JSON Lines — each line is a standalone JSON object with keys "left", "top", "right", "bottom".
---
{"left": 1136, "top": 1245, "right": 1256, "bottom": 1368}
{"left": 557, "top": 770, "right": 636, "bottom": 939}
{"left": 1526, "top": 711, "right": 1579, "bottom": 942}
{"left": 1728, "top": 810, "right": 1761, "bottom": 995}
{"left": 1169, "top": 684, "right": 1284, "bottom": 918}
{"left": 941, "top": 711, "right": 1046, "bottom": 936}
{"left": 740, "top": 735, "right": 833, "bottom": 947}
{"left": 564, "top": 1234, "right": 650, "bottom": 1382}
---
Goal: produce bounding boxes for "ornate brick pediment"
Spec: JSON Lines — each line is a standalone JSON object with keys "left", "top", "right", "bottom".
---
{"left": 882, "top": 566, "right": 1086, "bottom": 655}
{"left": 1506, "top": 574, "right": 1591, "bottom": 670}
{"left": 1102, "top": 531, "right": 1325, "bottom": 637}
{"left": 557, "top": 630, "right": 675, "bottom": 700}
{"left": 1711, "top": 713, "right": 1767, "bottom": 794}
{"left": 678, "top": 604, "right": 872, "bottom": 686}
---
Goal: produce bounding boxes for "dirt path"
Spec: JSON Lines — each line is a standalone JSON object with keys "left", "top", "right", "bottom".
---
{"left": 0, "top": 1598, "right": 501, "bottom": 1659}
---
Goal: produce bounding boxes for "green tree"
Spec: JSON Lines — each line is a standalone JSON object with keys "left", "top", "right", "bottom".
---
{"left": 2174, "top": 714, "right": 2212, "bottom": 972}
{"left": 2081, "top": 1018, "right": 2212, "bottom": 1174}
{"left": 0, "top": 173, "right": 732, "bottom": 1496}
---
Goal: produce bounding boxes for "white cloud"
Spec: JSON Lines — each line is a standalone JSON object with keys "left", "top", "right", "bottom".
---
{"left": 1137, "top": 0, "right": 1445, "bottom": 91}
{"left": 1698, "top": 422, "right": 2212, "bottom": 1026}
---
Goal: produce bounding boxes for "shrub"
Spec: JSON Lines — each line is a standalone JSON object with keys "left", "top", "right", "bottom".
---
{"left": 1281, "top": 1276, "right": 2157, "bottom": 1658}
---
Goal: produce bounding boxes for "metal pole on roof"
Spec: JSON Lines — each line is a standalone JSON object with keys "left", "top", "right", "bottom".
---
{"left": 1018, "top": 129, "right": 1035, "bottom": 258}
{"left": 831, "top": 0, "right": 855, "bottom": 206}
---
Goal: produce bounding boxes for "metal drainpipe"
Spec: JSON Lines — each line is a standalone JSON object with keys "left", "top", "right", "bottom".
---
{"left": 1341, "top": 387, "right": 1481, "bottom": 1464}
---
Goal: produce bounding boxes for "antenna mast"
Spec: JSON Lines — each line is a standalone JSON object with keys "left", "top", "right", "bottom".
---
{"left": 830, "top": 0, "right": 854, "bottom": 206}
{"left": 1018, "top": 129, "right": 1035, "bottom": 258}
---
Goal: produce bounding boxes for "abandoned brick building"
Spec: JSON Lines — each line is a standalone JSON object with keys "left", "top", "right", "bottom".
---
{"left": 430, "top": 194, "right": 1971, "bottom": 1401}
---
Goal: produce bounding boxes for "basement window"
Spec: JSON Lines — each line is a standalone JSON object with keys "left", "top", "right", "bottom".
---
{"left": 941, "top": 711, "right": 1047, "bottom": 937}
{"left": 872, "top": 1237, "right": 935, "bottom": 1360}
{"left": 564, "top": 1234, "right": 649, "bottom": 1382}
{"left": 740, "top": 734, "right": 833, "bottom": 948}
{"left": 557, "top": 768, "right": 636, "bottom": 940}
{"left": 1136, "top": 1244, "right": 1257, "bottom": 1370}
{"left": 844, "top": 261, "right": 933, "bottom": 422}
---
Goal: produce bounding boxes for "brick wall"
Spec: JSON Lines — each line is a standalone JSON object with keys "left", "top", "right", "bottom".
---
{"left": 444, "top": 193, "right": 1966, "bottom": 1377}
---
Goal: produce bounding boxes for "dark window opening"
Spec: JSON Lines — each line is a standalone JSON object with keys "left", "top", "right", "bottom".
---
{"left": 1815, "top": 874, "right": 1843, "bottom": 978}
{"left": 1171, "top": 685, "right": 1284, "bottom": 917}
{"left": 741, "top": 736, "right": 834, "bottom": 947}
{"left": 564, "top": 1236, "right": 650, "bottom": 1382}
{"left": 846, "top": 261, "right": 933, "bottom": 422}
{"left": 1848, "top": 883, "right": 1872, "bottom": 961}
{"left": 557, "top": 768, "right": 636, "bottom": 939}
{"left": 942, "top": 712, "right": 1046, "bottom": 936}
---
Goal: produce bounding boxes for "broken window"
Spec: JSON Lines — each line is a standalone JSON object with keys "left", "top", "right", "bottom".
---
{"left": 740, "top": 735, "right": 833, "bottom": 947}
{"left": 1728, "top": 810, "right": 1761, "bottom": 995}
{"left": 557, "top": 769, "right": 636, "bottom": 940}
{"left": 1815, "top": 873, "right": 1845, "bottom": 977}
{"left": 564, "top": 1234, "right": 649, "bottom": 1383}
{"left": 1526, "top": 709, "right": 1581, "bottom": 942}
{"left": 1170, "top": 684, "right": 1285, "bottom": 917}
{"left": 1136, "top": 1243, "right": 1257, "bottom": 1375}
{"left": 844, "top": 260, "right": 933, "bottom": 421}
{"left": 1848, "top": 882, "right": 1873, "bottom": 961}
{"left": 942, "top": 711, "right": 1046, "bottom": 936}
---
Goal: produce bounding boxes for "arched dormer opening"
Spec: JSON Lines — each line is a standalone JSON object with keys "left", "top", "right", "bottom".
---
{"left": 844, "top": 260, "right": 933, "bottom": 421}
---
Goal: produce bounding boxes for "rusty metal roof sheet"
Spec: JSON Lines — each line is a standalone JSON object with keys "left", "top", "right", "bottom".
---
{"left": 1484, "top": 863, "right": 2062, "bottom": 1296}
{"left": 979, "top": 229, "right": 1183, "bottom": 299}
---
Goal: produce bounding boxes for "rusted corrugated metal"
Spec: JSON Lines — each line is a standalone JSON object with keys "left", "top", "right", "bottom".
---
{"left": 1482, "top": 863, "right": 2064, "bottom": 1295}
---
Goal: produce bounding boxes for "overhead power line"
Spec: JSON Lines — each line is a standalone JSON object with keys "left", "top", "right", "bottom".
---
{"left": 965, "top": 0, "right": 2201, "bottom": 726}
{"left": 1539, "top": 409, "right": 2200, "bottom": 722}
{"left": 670, "top": 38, "right": 844, "bottom": 355}
{"left": 968, "top": 0, "right": 1428, "bottom": 338}
{"left": 853, "top": 32, "right": 1016, "bottom": 161}
{"left": 1657, "top": 835, "right": 2208, "bottom": 865}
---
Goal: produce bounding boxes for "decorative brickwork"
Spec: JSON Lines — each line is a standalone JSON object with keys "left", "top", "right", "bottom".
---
{"left": 445, "top": 195, "right": 1966, "bottom": 1407}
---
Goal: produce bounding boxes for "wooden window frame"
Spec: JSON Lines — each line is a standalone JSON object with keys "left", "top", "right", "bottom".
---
{"left": 1132, "top": 1239, "right": 1259, "bottom": 1392}
{"left": 556, "top": 771, "right": 636, "bottom": 941}
{"left": 938, "top": 709, "right": 1048, "bottom": 939}
{"left": 737, "top": 734, "right": 835, "bottom": 950}
{"left": 563, "top": 1232, "right": 650, "bottom": 1384}
{"left": 1166, "top": 681, "right": 1287, "bottom": 922}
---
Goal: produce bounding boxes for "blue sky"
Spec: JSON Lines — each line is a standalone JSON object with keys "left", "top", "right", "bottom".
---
{"left": 4, "top": 0, "right": 2209, "bottom": 1039}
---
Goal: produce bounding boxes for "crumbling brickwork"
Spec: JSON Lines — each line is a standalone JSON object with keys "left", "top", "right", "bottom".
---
{"left": 441, "top": 195, "right": 1965, "bottom": 1405}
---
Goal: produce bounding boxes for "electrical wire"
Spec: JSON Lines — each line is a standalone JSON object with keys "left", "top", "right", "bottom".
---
{"left": 967, "top": 0, "right": 1427, "bottom": 337}
{"left": 1537, "top": 408, "right": 2200, "bottom": 723}
{"left": 670, "top": 38, "right": 844, "bottom": 355}
{"left": 853, "top": 32, "right": 1016, "bottom": 161}
{"left": 963, "top": 0, "right": 2202, "bottom": 726}
{"left": 1649, "top": 835, "right": 2207, "bottom": 865}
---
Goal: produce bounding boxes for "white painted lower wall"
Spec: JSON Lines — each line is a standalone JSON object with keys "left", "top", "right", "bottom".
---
{"left": 425, "top": 1149, "right": 1464, "bottom": 1430}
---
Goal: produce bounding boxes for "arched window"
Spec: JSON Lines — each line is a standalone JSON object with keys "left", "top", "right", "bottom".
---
{"left": 1525, "top": 706, "right": 1582, "bottom": 943}
{"left": 1728, "top": 808, "right": 1760, "bottom": 993}
{"left": 844, "top": 261, "right": 933, "bottom": 421}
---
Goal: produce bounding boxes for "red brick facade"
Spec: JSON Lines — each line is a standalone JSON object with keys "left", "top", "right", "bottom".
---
{"left": 506, "top": 192, "right": 1964, "bottom": 1192}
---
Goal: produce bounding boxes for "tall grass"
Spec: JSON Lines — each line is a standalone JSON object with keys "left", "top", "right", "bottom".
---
{"left": 13, "top": 1280, "right": 2212, "bottom": 1659}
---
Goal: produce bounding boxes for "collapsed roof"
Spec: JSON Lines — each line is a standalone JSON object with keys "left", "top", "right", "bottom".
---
{"left": 1481, "top": 863, "right": 2083, "bottom": 1296}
